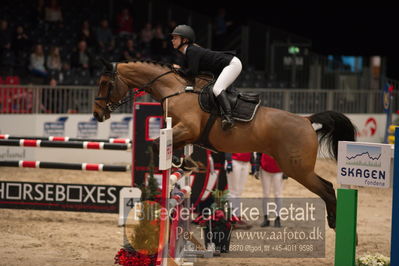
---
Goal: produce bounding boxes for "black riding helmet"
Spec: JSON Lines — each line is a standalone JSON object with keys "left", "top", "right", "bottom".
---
{"left": 171, "top": 24, "right": 195, "bottom": 43}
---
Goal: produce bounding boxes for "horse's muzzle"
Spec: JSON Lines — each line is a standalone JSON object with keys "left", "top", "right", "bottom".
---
{"left": 93, "top": 111, "right": 110, "bottom": 122}
{"left": 93, "top": 111, "right": 104, "bottom": 122}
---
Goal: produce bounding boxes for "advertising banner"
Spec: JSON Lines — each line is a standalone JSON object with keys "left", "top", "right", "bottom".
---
{"left": 337, "top": 141, "right": 393, "bottom": 188}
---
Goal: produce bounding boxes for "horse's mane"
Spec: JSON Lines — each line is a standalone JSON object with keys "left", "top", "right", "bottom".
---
{"left": 124, "top": 59, "right": 214, "bottom": 88}
{"left": 126, "top": 59, "right": 173, "bottom": 70}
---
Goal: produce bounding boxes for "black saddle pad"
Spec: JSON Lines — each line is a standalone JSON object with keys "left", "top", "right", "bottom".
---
{"left": 198, "top": 83, "right": 261, "bottom": 122}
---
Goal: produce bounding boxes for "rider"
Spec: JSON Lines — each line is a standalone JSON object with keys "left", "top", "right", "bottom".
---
{"left": 170, "top": 24, "right": 242, "bottom": 130}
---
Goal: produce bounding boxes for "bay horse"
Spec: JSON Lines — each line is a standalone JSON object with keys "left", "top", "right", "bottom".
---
{"left": 93, "top": 59, "right": 356, "bottom": 229}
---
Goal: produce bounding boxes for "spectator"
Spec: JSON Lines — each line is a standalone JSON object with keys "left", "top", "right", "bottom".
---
{"left": 29, "top": 44, "right": 48, "bottom": 78}
{"left": 95, "top": 19, "right": 115, "bottom": 53}
{"left": 0, "top": 46, "right": 15, "bottom": 74}
{"left": 79, "top": 20, "right": 96, "bottom": 48}
{"left": 166, "top": 20, "right": 177, "bottom": 35}
{"left": 116, "top": 7, "right": 134, "bottom": 37}
{"left": 46, "top": 46, "right": 62, "bottom": 71}
{"left": 225, "top": 153, "right": 253, "bottom": 229}
{"left": 70, "top": 40, "right": 93, "bottom": 70}
{"left": 0, "top": 19, "right": 12, "bottom": 51}
{"left": 34, "top": 0, "right": 46, "bottom": 24}
{"left": 139, "top": 22, "right": 153, "bottom": 56}
{"left": 213, "top": 8, "right": 232, "bottom": 49}
{"left": 120, "top": 39, "right": 141, "bottom": 61}
{"left": 150, "top": 24, "right": 167, "bottom": 60}
{"left": 49, "top": 77, "right": 58, "bottom": 87}
{"left": 13, "top": 25, "right": 31, "bottom": 54}
{"left": 12, "top": 26, "right": 31, "bottom": 74}
{"left": 44, "top": 0, "right": 63, "bottom": 23}
{"left": 254, "top": 153, "right": 285, "bottom": 228}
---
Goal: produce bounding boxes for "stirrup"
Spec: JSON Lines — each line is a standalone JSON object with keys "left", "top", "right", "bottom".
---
{"left": 221, "top": 115, "right": 234, "bottom": 130}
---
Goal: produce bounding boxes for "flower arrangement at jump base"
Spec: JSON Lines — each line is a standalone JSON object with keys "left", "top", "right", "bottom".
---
{"left": 193, "top": 189, "right": 237, "bottom": 253}
{"left": 357, "top": 253, "right": 390, "bottom": 266}
{"left": 114, "top": 147, "right": 161, "bottom": 266}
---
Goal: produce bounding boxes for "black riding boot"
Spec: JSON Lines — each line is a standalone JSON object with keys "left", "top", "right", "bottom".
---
{"left": 216, "top": 91, "right": 234, "bottom": 130}
{"left": 274, "top": 216, "right": 282, "bottom": 228}
{"left": 260, "top": 215, "right": 270, "bottom": 227}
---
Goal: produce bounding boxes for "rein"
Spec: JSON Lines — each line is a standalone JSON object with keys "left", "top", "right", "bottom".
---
{"left": 95, "top": 63, "right": 175, "bottom": 113}
{"left": 95, "top": 62, "right": 213, "bottom": 113}
{"left": 160, "top": 87, "right": 200, "bottom": 105}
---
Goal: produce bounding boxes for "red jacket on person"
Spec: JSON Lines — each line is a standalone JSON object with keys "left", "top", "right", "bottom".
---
{"left": 260, "top": 154, "right": 281, "bottom": 173}
{"left": 231, "top": 153, "right": 252, "bottom": 162}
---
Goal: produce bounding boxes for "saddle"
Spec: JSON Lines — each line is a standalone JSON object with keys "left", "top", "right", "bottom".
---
{"left": 198, "top": 82, "right": 261, "bottom": 122}
{"left": 194, "top": 82, "right": 261, "bottom": 151}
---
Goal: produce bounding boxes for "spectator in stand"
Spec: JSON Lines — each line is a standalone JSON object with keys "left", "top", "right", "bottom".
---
{"left": 79, "top": 20, "right": 96, "bottom": 48}
{"left": 95, "top": 18, "right": 115, "bottom": 53}
{"left": 0, "top": 19, "right": 12, "bottom": 52}
{"left": 0, "top": 21, "right": 15, "bottom": 73}
{"left": 167, "top": 20, "right": 177, "bottom": 35}
{"left": 150, "top": 24, "right": 167, "bottom": 60}
{"left": 253, "top": 153, "right": 285, "bottom": 228}
{"left": 116, "top": 7, "right": 134, "bottom": 38}
{"left": 13, "top": 25, "right": 31, "bottom": 55}
{"left": 139, "top": 22, "right": 153, "bottom": 57}
{"left": 214, "top": 8, "right": 233, "bottom": 49}
{"left": 70, "top": 40, "right": 93, "bottom": 70}
{"left": 44, "top": 0, "right": 63, "bottom": 23}
{"left": 49, "top": 77, "right": 58, "bottom": 87}
{"left": 46, "top": 46, "right": 62, "bottom": 71}
{"left": 120, "top": 39, "right": 141, "bottom": 61}
{"left": 29, "top": 44, "right": 48, "bottom": 78}
{"left": 34, "top": 0, "right": 46, "bottom": 24}
{"left": 12, "top": 25, "right": 30, "bottom": 73}
{"left": 225, "top": 152, "right": 253, "bottom": 229}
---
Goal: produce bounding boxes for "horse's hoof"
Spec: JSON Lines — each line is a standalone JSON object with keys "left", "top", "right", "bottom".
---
{"left": 327, "top": 215, "right": 336, "bottom": 229}
{"left": 172, "top": 155, "right": 183, "bottom": 168}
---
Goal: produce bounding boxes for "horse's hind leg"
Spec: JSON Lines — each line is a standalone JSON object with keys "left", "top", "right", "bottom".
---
{"left": 291, "top": 172, "right": 337, "bottom": 229}
{"left": 316, "top": 174, "right": 336, "bottom": 229}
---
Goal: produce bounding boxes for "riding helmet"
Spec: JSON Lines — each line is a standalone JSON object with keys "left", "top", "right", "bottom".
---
{"left": 171, "top": 24, "right": 195, "bottom": 43}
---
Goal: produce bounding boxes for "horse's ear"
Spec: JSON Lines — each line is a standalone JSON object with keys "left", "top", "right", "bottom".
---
{"left": 99, "top": 57, "right": 113, "bottom": 71}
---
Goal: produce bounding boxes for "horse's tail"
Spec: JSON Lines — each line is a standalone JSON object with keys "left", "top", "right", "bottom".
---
{"left": 308, "top": 111, "right": 357, "bottom": 161}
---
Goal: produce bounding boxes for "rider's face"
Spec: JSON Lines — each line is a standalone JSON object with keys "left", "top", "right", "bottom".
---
{"left": 171, "top": 35, "right": 182, "bottom": 49}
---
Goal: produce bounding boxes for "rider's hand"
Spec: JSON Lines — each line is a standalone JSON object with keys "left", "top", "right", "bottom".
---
{"left": 226, "top": 161, "right": 233, "bottom": 173}
{"left": 173, "top": 64, "right": 181, "bottom": 69}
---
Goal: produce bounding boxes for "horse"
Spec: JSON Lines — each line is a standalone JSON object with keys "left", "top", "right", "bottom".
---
{"left": 93, "top": 59, "right": 357, "bottom": 229}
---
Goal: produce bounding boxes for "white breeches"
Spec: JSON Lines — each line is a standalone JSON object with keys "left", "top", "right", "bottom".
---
{"left": 213, "top": 56, "right": 242, "bottom": 96}
{"left": 227, "top": 159, "right": 250, "bottom": 216}
{"left": 260, "top": 169, "right": 284, "bottom": 216}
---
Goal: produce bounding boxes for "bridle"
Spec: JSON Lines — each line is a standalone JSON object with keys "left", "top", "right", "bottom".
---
{"left": 94, "top": 62, "right": 175, "bottom": 113}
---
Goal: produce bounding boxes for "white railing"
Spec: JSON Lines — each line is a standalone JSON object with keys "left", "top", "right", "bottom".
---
{"left": 0, "top": 85, "right": 394, "bottom": 114}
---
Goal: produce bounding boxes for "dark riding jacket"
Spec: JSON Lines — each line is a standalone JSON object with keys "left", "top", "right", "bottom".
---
{"left": 177, "top": 44, "right": 234, "bottom": 77}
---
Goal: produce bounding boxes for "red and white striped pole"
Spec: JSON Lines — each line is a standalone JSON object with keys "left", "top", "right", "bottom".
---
{"left": 0, "top": 134, "right": 131, "bottom": 143}
{"left": 0, "top": 160, "right": 130, "bottom": 172}
{"left": 0, "top": 139, "right": 130, "bottom": 150}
